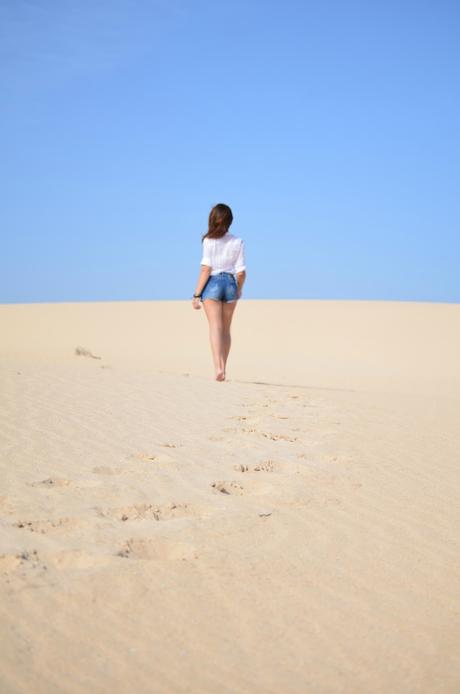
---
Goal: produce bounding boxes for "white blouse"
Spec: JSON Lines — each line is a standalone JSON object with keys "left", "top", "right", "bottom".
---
{"left": 200, "top": 232, "right": 246, "bottom": 276}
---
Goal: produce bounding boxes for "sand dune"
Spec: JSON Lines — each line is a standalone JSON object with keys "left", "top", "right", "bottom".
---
{"left": 1, "top": 299, "right": 459, "bottom": 693}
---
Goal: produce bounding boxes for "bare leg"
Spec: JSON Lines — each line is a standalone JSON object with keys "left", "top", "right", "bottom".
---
{"left": 202, "top": 299, "right": 225, "bottom": 380}
{"left": 221, "top": 300, "right": 238, "bottom": 378}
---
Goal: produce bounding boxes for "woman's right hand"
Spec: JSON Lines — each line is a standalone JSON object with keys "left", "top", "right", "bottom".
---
{"left": 236, "top": 288, "right": 242, "bottom": 300}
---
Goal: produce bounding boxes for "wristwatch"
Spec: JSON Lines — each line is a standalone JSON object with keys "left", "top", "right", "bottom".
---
{"left": 192, "top": 293, "right": 202, "bottom": 299}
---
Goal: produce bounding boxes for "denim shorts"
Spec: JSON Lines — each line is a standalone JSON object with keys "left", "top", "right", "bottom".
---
{"left": 201, "top": 272, "right": 238, "bottom": 303}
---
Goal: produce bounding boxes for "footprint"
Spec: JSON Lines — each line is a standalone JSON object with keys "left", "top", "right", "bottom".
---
{"left": 28, "top": 478, "right": 72, "bottom": 488}
{"left": 211, "top": 481, "right": 245, "bottom": 496}
{"left": 233, "top": 460, "right": 275, "bottom": 473}
{"left": 116, "top": 537, "right": 198, "bottom": 561}
{"left": 240, "top": 427, "right": 298, "bottom": 442}
{"left": 134, "top": 453, "right": 158, "bottom": 462}
{"left": 260, "top": 431, "right": 298, "bottom": 442}
{"left": 253, "top": 460, "right": 275, "bottom": 472}
{"left": 95, "top": 502, "right": 192, "bottom": 522}
{"left": 14, "top": 517, "right": 81, "bottom": 534}
{"left": 28, "top": 477, "right": 101, "bottom": 490}
{"left": 0, "top": 549, "right": 48, "bottom": 576}
{"left": 1, "top": 549, "right": 110, "bottom": 580}
{"left": 75, "top": 345, "right": 101, "bottom": 359}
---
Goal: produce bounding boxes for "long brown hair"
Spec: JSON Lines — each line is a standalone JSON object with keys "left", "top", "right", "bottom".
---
{"left": 201, "top": 203, "right": 233, "bottom": 242}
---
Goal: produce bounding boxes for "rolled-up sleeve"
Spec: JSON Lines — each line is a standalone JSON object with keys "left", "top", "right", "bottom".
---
{"left": 234, "top": 239, "right": 246, "bottom": 273}
{"left": 200, "top": 238, "right": 212, "bottom": 267}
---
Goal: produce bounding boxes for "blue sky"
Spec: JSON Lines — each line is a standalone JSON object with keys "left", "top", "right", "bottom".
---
{"left": 1, "top": 0, "right": 459, "bottom": 303}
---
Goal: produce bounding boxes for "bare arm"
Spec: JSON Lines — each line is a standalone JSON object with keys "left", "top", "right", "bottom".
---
{"left": 194, "top": 265, "right": 211, "bottom": 296}
{"left": 236, "top": 270, "right": 246, "bottom": 296}
{"left": 234, "top": 240, "right": 246, "bottom": 297}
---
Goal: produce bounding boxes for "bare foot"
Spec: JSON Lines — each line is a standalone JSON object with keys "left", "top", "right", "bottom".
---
{"left": 216, "top": 370, "right": 225, "bottom": 381}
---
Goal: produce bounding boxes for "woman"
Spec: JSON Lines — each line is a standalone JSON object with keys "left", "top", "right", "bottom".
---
{"left": 192, "top": 203, "right": 246, "bottom": 381}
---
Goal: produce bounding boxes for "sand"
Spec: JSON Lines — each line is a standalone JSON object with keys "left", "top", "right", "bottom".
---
{"left": 1, "top": 299, "right": 459, "bottom": 693}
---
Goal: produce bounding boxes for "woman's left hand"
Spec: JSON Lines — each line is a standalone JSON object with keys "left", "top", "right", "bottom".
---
{"left": 192, "top": 297, "right": 202, "bottom": 310}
